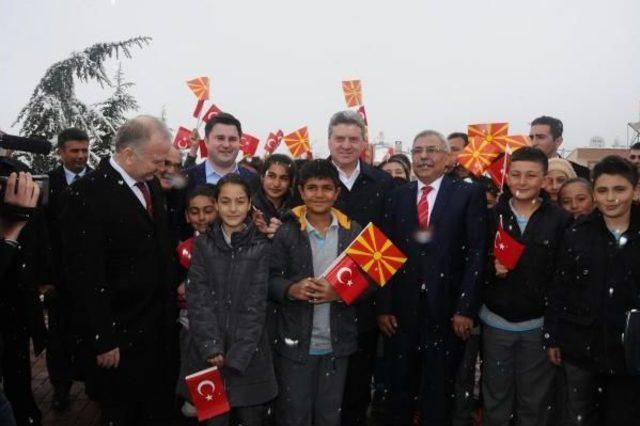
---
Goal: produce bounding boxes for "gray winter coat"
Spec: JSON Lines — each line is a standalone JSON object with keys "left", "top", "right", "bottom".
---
{"left": 186, "top": 221, "right": 277, "bottom": 407}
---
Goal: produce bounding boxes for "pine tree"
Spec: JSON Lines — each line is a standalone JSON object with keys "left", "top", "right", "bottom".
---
{"left": 91, "top": 64, "right": 139, "bottom": 159}
{"left": 13, "top": 36, "right": 150, "bottom": 172}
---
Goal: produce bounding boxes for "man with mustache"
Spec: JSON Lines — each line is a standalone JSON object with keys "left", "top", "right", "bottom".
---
{"left": 377, "top": 130, "right": 487, "bottom": 425}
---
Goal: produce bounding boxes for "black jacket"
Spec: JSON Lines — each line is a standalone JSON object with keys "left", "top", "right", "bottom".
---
{"left": 332, "top": 160, "right": 394, "bottom": 331}
{"left": 252, "top": 187, "right": 295, "bottom": 224}
{"left": 482, "top": 194, "right": 570, "bottom": 322}
{"left": 187, "top": 221, "right": 277, "bottom": 406}
{"left": 59, "top": 158, "right": 177, "bottom": 400}
{"left": 545, "top": 207, "right": 640, "bottom": 375}
{"left": 268, "top": 208, "right": 369, "bottom": 362}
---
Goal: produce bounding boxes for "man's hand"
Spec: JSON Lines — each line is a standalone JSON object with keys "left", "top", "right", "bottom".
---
{"left": 495, "top": 259, "right": 508, "bottom": 278}
{"left": 547, "top": 347, "right": 562, "bottom": 366}
{"left": 308, "top": 277, "right": 339, "bottom": 303}
{"left": 2, "top": 172, "right": 40, "bottom": 241}
{"left": 208, "top": 354, "right": 224, "bottom": 368}
{"left": 96, "top": 347, "right": 120, "bottom": 369}
{"left": 177, "top": 282, "right": 187, "bottom": 309}
{"left": 287, "top": 278, "right": 315, "bottom": 301}
{"left": 189, "top": 128, "right": 201, "bottom": 157}
{"left": 452, "top": 314, "right": 474, "bottom": 340}
{"left": 377, "top": 315, "right": 398, "bottom": 337}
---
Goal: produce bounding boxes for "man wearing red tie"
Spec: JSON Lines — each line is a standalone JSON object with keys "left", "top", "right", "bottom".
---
{"left": 60, "top": 116, "right": 178, "bottom": 425}
{"left": 377, "top": 130, "right": 487, "bottom": 425}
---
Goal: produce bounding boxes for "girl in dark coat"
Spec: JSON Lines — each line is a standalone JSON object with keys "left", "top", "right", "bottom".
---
{"left": 252, "top": 154, "right": 297, "bottom": 238}
{"left": 187, "top": 174, "right": 277, "bottom": 426}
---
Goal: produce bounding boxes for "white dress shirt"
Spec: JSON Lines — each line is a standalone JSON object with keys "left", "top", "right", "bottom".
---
{"left": 416, "top": 175, "right": 444, "bottom": 224}
{"left": 333, "top": 161, "right": 361, "bottom": 191}
{"left": 109, "top": 157, "right": 147, "bottom": 209}
{"left": 63, "top": 165, "right": 88, "bottom": 185}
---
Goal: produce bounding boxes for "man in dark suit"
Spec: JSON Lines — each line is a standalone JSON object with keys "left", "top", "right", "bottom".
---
{"left": 184, "top": 112, "right": 259, "bottom": 193}
{"left": 45, "top": 127, "right": 93, "bottom": 410}
{"left": 377, "top": 130, "right": 487, "bottom": 425}
{"left": 60, "top": 116, "right": 178, "bottom": 425}
{"left": 325, "top": 110, "right": 394, "bottom": 425}
{"left": 529, "top": 115, "right": 591, "bottom": 179}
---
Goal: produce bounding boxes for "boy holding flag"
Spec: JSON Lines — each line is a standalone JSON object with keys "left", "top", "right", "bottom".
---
{"left": 480, "top": 147, "right": 570, "bottom": 425}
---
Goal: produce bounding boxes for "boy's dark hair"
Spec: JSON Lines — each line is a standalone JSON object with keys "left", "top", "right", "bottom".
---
{"left": 214, "top": 174, "right": 252, "bottom": 200}
{"left": 262, "top": 154, "right": 297, "bottom": 180}
{"left": 592, "top": 155, "right": 639, "bottom": 187}
{"left": 447, "top": 132, "right": 469, "bottom": 146}
{"left": 510, "top": 146, "right": 549, "bottom": 173}
{"left": 186, "top": 184, "right": 217, "bottom": 207}
{"left": 58, "top": 127, "right": 89, "bottom": 149}
{"left": 239, "top": 156, "right": 264, "bottom": 172}
{"left": 559, "top": 177, "right": 593, "bottom": 196}
{"left": 630, "top": 142, "right": 640, "bottom": 150}
{"left": 531, "top": 116, "right": 563, "bottom": 140}
{"left": 297, "top": 159, "right": 340, "bottom": 189}
{"left": 204, "top": 112, "right": 242, "bottom": 139}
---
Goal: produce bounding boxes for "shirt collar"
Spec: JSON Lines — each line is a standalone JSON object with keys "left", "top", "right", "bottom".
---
{"left": 109, "top": 156, "right": 139, "bottom": 188}
{"left": 417, "top": 174, "right": 444, "bottom": 193}
{"left": 205, "top": 159, "right": 239, "bottom": 179}
{"left": 333, "top": 160, "right": 360, "bottom": 181}
{"left": 305, "top": 212, "right": 339, "bottom": 237}
{"left": 63, "top": 165, "right": 87, "bottom": 182}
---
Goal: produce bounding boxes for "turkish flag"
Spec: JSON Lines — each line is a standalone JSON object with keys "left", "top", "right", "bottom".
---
{"left": 199, "top": 139, "right": 208, "bottom": 158}
{"left": 173, "top": 127, "right": 192, "bottom": 150}
{"left": 176, "top": 238, "right": 194, "bottom": 269}
{"left": 323, "top": 254, "right": 369, "bottom": 305}
{"left": 357, "top": 105, "right": 368, "bottom": 126}
{"left": 202, "top": 104, "right": 223, "bottom": 125}
{"left": 264, "top": 130, "right": 284, "bottom": 154}
{"left": 487, "top": 153, "right": 509, "bottom": 189}
{"left": 185, "top": 366, "right": 230, "bottom": 422}
{"left": 193, "top": 99, "right": 205, "bottom": 119}
{"left": 240, "top": 133, "right": 260, "bottom": 158}
{"left": 493, "top": 224, "right": 525, "bottom": 270}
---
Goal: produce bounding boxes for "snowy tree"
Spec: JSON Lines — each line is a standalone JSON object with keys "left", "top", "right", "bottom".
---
{"left": 91, "top": 64, "right": 139, "bottom": 159}
{"left": 13, "top": 36, "right": 150, "bottom": 172}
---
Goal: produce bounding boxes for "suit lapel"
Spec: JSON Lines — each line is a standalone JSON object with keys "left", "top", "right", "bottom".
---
{"left": 102, "top": 160, "right": 154, "bottom": 225}
{"left": 429, "top": 175, "right": 453, "bottom": 229}
{"left": 406, "top": 181, "right": 419, "bottom": 228}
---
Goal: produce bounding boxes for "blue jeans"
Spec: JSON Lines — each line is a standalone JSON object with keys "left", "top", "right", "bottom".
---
{"left": 0, "top": 388, "right": 17, "bottom": 426}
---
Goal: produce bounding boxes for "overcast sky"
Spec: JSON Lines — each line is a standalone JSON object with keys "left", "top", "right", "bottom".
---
{"left": 2, "top": 0, "right": 640, "bottom": 157}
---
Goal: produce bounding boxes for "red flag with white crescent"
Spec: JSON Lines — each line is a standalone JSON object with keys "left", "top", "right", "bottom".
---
{"left": 240, "top": 133, "right": 260, "bottom": 158}
{"left": 176, "top": 238, "right": 194, "bottom": 269}
{"left": 201, "top": 104, "right": 223, "bottom": 124}
{"left": 323, "top": 253, "right": 369, "bottom": 305}
{"left": 493, "top": 223, "right": 525, "bottom": 270}
{"left": 173, "top": 127, "right": 192, "bottom": 150}
{"left": 185, "top": 366, "right": 230, "bottom": 421}
{"left": 264, "top": 130, "right": 284, "bottom": 154}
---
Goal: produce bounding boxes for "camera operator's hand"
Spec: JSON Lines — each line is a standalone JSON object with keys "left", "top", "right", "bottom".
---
{"left": 2, "top": 172, "right": 40, "bottom": 241}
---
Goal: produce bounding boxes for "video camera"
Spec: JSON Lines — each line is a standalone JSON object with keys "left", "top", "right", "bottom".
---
{"left": 0, "top": 132, "right": 53, "bottom": 206}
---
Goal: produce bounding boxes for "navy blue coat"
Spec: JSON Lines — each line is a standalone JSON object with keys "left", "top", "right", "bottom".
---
{"left": 376, "top": 175, "right": 488, "bottom": 326}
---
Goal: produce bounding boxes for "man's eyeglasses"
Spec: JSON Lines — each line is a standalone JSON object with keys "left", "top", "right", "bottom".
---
{"left": 411, "top": 146, "right": 447, "bottom": 156}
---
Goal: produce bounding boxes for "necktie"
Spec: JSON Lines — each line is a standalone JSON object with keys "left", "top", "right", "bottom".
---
{"left": 135, "top": 182, "right": 154, "bottom": 218}
{"left": 417, "top": 185, "right": 433, "bottom": 228}
{"left": 72, "top": 174, "right": 80, "bottom": 183}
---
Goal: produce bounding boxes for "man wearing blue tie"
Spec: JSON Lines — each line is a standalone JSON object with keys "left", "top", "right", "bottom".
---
{"left": 377, "top": 130, "right": 487, "bottom": 425}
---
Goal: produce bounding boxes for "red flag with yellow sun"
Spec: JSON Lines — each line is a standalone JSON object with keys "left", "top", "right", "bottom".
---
{"left": 283, "top": 127, "right": 311, "bottom": 158}
{"left": 342, "top": 80, "right": 363, "bottom": 107}
{"left": 346, "top": 223, "right": 407, "bottom": 286}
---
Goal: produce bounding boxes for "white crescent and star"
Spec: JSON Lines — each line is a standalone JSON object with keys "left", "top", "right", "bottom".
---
{"left": 197, "top": 380, "right": 216, "bottom": 401}
{"left": 336, "top": 266, "right": 354, "bottom": 287}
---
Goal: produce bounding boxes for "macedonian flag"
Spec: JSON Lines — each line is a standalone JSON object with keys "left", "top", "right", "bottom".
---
{"left": 491, "top": 134, "right": 532, "bottom": 153}
{"left": 346, "top": 223, "right": 407, "bottom": 286}
{"left": 186, "top": 76, "right": 210, "bottom": 101}
{"left": 467, "top": 122, "right": 509, "bottom": 143}
{"left": 342, "top": 80, "right": 363, "bottom": 107}
{"left": 283, "top": 126, "right": 311, "bottom": 158}
{"left": 457, "top": 135, "right": 502, "bottom": 176}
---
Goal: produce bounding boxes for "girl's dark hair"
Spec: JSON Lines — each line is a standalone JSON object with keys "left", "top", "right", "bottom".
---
{"left": 214, "top": 174, "right": 252, "bottom": 200}
{"left": 186, "top": 184, "right": 217, "bottom": 207}
{"left": 297, "top": 159, "right": 340, "bottom": 188}
{"left": 378, "top": 158, "right": 410, "bottom": 180}
{"left": 558, "top": 177, "right": 593, "bottom": 196}
{"left": 592, "top": 155, "right": 639, "bottom": 187}
{"left": 262, "top": 154, "right": 297, "bottom": 181}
